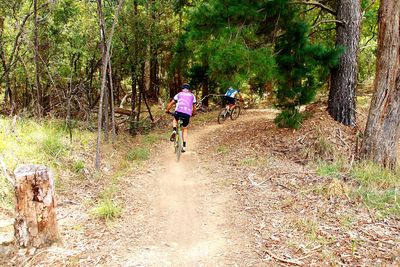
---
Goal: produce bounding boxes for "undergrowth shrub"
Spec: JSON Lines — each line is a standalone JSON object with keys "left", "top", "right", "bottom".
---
{"left": 129, "top": 119, "right": 152, "bottom": 135}
{"left": 142, "top": 133, "right": 159, "bottom": 145}
{"left": 300, "top": 136, "right": 337, "bottom": 162}
{"left": 127, "top": 147, "right": 150, "bottom": 161}
{"left": 72, "top": 160, "right": 85, "bottom": 174}
{"left": 42, "top": 134, "right": 67, "bottom": 158}
{"left": 93, "top": 186, "right": 121, "bottom": 220}
{"left": 274, "top": 110, "right": 305, "bottom": 129}
{"left": 92, "top": 199, "right": 121, "bottom": 220}
{"left": 350, "top": 161, "right": 399, "bottom": 217}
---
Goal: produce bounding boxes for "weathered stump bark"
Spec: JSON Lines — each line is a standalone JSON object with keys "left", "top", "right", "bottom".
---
{"left": 14, "top": 165, "right": 58, "bottom": 248}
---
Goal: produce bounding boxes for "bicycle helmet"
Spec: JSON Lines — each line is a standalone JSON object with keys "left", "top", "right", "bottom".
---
{"left": 182, "top": 83, "right": 190, "bottom": 90}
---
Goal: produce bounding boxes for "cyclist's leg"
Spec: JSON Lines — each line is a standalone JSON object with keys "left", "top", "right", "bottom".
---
{"left": 180, "top": 114, "right": 190, "bottom": 151}
{"left": 227, "top": 97, "right": 235, "bottom": 110}
{"left": 170, "top": 114, "right": 178, "bottom": 142}
{"left": 182, "top": 127, "right": 188, "bottom": 143}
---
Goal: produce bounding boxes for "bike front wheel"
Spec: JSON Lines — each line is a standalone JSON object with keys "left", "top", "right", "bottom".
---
{"left": 218, "top": 108, "right": 228, "bottom": 124}
{"left": 230, "top": 106, "right": 240, "bottom": 120}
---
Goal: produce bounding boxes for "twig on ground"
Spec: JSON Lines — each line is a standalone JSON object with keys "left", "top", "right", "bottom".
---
{"left": 247, "top": 174, "right": 268, "bottom": 188}
{"left": 263, "top": 249, "right": 304, "bottom": 266}
{"left": 336, "top": 128, "right": 349, "bottom": 147}
{"left": 359, "top": 229, "right": 396, "bottom": 246}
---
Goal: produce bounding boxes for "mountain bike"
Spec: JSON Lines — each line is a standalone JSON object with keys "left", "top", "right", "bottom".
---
{"left": 218, "top": 104, "right": 241, "bottom": 124}
{"left": 167, "top": 112, "right": 184, "bottom": 162}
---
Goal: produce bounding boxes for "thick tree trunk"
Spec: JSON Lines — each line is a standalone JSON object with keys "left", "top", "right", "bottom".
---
{"left": 14, "top": 165, "right": 58, "bottom": 248}
{"left": 328, "top": 0, "right": 361, "bottom": 126}
{"left": 360, "top": 0, "right": 400, "bottom": 169}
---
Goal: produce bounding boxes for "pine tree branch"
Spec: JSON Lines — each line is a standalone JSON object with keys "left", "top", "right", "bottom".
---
{"left": 291, "top": 1, "right": 336, "bottom": 16}
{"left": 311, "top": 19, "right": 345, "bottom": 29}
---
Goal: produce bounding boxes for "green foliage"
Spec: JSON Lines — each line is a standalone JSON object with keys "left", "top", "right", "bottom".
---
{"left": 141, "top": 134, "right": 159, "bottom": 145}
{"left": 92, "top": 186, "right": 122, "bottom": 220}
{"left": 92, "top": 199, "right": 122, "bottom": 220}
{"left": 240, "top": 157, "right": 257, "bottom": 166}
{"left": 275, "top": 20, "right": 342, "bottom": 111}
{"left": 72, "top": 160, "right": 85, "bottom": 174}
{"left": 316, "top": 161, "right": 342, "bottom": 177}
{"left": 350, "top": 162, "right": 399, "bottom": 189}
{"left": 274, "top": 109, "right": 305, "bottom": 129}
{"left": 42, "top": 134, "right": 67, "bottom": 158}
{"left": 216, "top": 145, "right": 230, "bottom": 154}
{"left": 129, "top": 119, "right": 153, "bottom": 135}
{"left": 127, "top": 147, "right": 150, "bottom": 161}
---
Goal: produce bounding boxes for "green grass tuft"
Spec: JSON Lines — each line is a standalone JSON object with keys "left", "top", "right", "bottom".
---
{"left": 350, "top": 161, "right": 400, "bottom": 217}
{"left": 42, "top": 134, "right": 67, "bottom": 158}
{"left": 350, "top": 162, "right": 399, "bottom": 189}
{"left": 216, "top": 145, "right": 230, "bottom": 154}
{"left": 92, "top": 199, "right": 121, "bottom": 220}
{"left": 240, "top": 157, "right": 257, "bottom": 166}
{"left": 316, "top": 161, "right": 343, "bottom": 177}
{"left": 274, "top": 110, "right": 306, "bottom": 129}
{"left": 92, "top": 186, "right": 122, "bottom": 220}
{"left": 142, "top": 133, "right": 159, "bottom": 145}
{"left": 127, "top": 147, "right": 150, "bottom": 161}
{"left": 72, "top": 160, "right": 85, "bottom": 174}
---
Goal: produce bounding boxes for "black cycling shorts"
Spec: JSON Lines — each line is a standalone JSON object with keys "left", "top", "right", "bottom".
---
{"left": 174, "top": 111, "right": 191, "bottom": 127}
{"left": 224, "top": 96, "right": 236, "bottom": 105}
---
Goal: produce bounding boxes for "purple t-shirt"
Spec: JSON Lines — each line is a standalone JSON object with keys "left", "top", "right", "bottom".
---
{"left": 174, "top": 89, "right": 196, "bottom": 116}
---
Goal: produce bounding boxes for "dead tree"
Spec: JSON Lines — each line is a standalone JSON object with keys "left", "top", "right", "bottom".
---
{"left": 14, "top": 165, "right": 58, "bottom": 248}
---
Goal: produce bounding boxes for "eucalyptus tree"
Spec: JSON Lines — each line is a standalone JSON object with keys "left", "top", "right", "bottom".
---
{"left": 360, "top": 0, "right": 400, "bottom": 169}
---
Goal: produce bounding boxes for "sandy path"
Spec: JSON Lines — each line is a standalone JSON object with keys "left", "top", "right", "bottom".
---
{"left": 122, "top": 124, "right": 238, "bottom": 266}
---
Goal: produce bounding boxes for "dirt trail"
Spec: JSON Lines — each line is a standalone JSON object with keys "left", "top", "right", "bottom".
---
{"left": 121, "top": 123, "right": 242, "bottom": 266}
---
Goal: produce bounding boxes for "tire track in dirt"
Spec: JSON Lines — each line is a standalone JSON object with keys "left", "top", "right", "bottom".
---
{"left": 122, "top": 123, "right": 239, "bottom": 266}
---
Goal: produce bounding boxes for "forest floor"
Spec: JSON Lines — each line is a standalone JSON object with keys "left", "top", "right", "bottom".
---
{"left": 1, "top": 106, "right": 400, "bottom": 266}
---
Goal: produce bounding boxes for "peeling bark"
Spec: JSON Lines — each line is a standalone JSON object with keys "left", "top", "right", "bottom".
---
{"left": 360, "top": 0, "right": 400, "bottom": 169}
{"left": 14, "top": 165, "right": 58, "bottom": 248}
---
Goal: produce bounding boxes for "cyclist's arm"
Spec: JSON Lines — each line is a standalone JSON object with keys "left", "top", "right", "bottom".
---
{"left": 192, "top": 103, "right": 197, "bottom": 116}
{"left": 165, "top": 99, "right": 175, "bottom": 113}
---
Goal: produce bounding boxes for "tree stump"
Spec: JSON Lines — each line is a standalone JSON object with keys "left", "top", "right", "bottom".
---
{"left": 14, "top": 165, "right": 58, "bottom": 248}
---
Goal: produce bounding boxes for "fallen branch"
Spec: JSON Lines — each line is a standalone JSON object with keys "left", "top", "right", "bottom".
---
{"left": 336, "top": 128, "right": 349, "bottom": 147}
{"left": 264, "top": 248, "right": 304, "bottom": 266}
{"left": 247, "top": 173, "right": 268, "bottom": 188}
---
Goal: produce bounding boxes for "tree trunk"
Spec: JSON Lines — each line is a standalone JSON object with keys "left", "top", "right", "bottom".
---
{"left": 33, "top": 0, "right": 43, "bottom": 116}
{"left": 14, "top": 165, "right": 58, "bottom": 248}
{"left": 0, "top": 16, "right": 12, "bottom": 109}
{"left": 95, "top": 0, "right": 125, "bottom": 170}
{"left": 328, "top": 0, "right": 361, "bottom": 126}
{"left": 108, "top": 60, "right": 116, "bottom": 143}
{"left": 360, "top": 0, "right": 400, "bottom": 169}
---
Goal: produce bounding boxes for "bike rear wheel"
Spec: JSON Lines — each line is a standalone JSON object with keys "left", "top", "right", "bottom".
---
{"left": 230, "top": 106, "right": 240, "bottom": 120}
{"left": 218, "top": 108, "right": 228, "bottom": 124}
{"left": 175, "top": 130, "right": 183, "bottom": 162}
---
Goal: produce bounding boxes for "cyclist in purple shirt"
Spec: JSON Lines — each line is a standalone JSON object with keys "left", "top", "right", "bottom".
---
{"left": 165, "top": 83, "right": 197, "bottom": 152}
